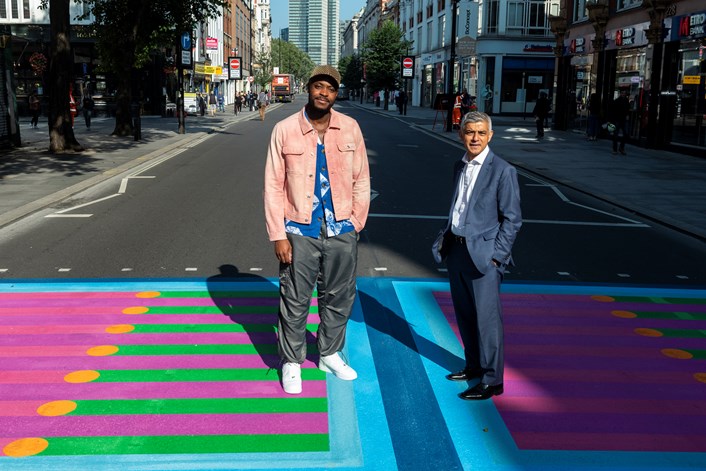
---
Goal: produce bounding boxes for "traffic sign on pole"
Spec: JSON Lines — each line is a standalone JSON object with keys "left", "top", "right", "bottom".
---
{"left": 229, "top": 56, "right": 242, "bottom": 80}
{"left": 400, "top": 56, "right": 415, "bottom": 79}
{"left": 181, "top": 32, "right": 191, "bottom": 51}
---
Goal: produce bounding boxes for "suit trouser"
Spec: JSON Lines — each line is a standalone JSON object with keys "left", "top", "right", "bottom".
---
{"left": 446, "top": 238, "right": 504, "bottom": 385}
{"left": 278, "top": 230, "right": 358, "bottom": 364}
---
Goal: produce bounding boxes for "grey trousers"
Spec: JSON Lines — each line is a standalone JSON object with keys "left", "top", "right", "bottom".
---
{"left": 278, "top": 230, "right": 358, "bottom": 364}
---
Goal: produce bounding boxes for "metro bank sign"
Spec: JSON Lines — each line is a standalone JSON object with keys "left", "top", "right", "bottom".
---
{"left": 676, "top": 12, "right": 706, "bottom": 39}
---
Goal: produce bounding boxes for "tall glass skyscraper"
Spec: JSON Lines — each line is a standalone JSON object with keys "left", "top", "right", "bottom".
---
{"left": 289, "top": 0, "right": 340, "bottom": 66}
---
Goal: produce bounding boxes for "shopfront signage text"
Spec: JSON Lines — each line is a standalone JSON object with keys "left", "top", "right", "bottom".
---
{"left": 615, "top": 27, "right": 636, "bottom": 46}
{"left": 683, "top": 75, "right": 702, "bottom": 85}
{"left": 570, "top": 37, "right": 586, "bottom": 54}
{"left": 678, "top": 13, "right": 706, "bottom": 38}
{"left": 523, "top": 44, "right": 553, "bottom": 53}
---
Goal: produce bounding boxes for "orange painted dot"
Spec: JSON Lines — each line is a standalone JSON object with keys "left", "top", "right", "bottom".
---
{"left": 694, "top": 373, "right": 706, "bottom": 384}
{"left": 136, "top": 291, "right": 161, "bottom": 298}
{"left": 3, "top": 437, "right": 49, "bottom": 457}
{"left": 634, "top": 328, "right": 663, "bottom": 337}
{"left": 661, "top": 348, "right": 693, "bottom": 360}
{"left": 105, "top": 324, "right": 135, "bottom": 334}
{"left": 86, "top": 345, "right": 119, "bottom": 356}
{"left": 592, "top": 295, "right": 615, "bottom": 302}
{"left": 64, "top": 370, "right": 100, "bottom": 383}
{"left": 37, "top": 400, "right": 77, "bottom": 417}
{"left": 123, "top": 306, "right": 149, "bottom": 315}
{"left": 612, "top": 310, "right": 637, "bottom": 318}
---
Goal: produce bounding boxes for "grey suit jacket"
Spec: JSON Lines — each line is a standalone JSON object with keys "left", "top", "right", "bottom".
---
{"left": 449, "top": 149, "right": 522, "bottom": 274}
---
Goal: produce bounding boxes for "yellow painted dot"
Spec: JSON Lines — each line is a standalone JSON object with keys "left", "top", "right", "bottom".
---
{"left": 64, "top": 370, "right": 100, "bottom": 383}
{"left": 634, "top": 328, "right": 663, "bottom": 337}
{"left": 105, "top": 324, "right": 135, "bottom": 334}
{"left": 661, "top": 348, "right": 693, "bottom": 360}
{"left": 37, "top": 400, "right": 77, "bottom": 417}
{"left": 136, "top": 291, "right": 161, "bottom": 298}
{"left": 123, "top": 306, "right": 149, "bottom": 315}
{"left": 612, "top": 310, "right": 637, "bottom": 318}
{"left": 3, "top": 437, "right": 49, "bottom": 457}
{"left": 86, "top": 345, "right": 119, "bottom": 356}
{"left": 592, "top": 295, "right": 615, "bottom": 302}
{"left": 694, "top": 373, "right": 706, "bottom": 384}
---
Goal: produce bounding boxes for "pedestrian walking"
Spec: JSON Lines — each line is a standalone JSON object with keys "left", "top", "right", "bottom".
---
{"left": 398, "top": 89, "right": 408, "bottom": 115}
{"left": 610, "top": 89, "right": 630, "bottom": 155}
{"left": 82, "top": 94, "right": 95, "bottom": 129}
{"left": 263, "top": 65, "right": 371, "bottom": 395}
{"left": 258, "top": 89, "right": 269, "bottom": 121}
{"left": 587, "top": 93, "right": 601, "bottom": 141}
{"left": 208, "top": 92, "right": 217, "bottom": 116}
{"left": 217, "top": 94, "right": 224, "bottom": 112}
{"left": 29, "top": 91, "right": 40, "bottom": 128}
{"left": 434, "top": 111, "right": 522, "bottom": 401}
{"left": 198, "top": 93, "right": 206, "bottom": 116}
{"left": 533, "top": 92, "right": 551, "bottom": 139}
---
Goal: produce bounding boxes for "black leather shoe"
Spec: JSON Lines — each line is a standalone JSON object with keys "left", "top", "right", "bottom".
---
{"left": 458, "top": 383, "right": 503, "bottom": 400}
{"left": 445, "top": 369, "right": 483, "bottom": 382}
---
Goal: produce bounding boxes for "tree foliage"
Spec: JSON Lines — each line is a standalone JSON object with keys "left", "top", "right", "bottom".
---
{"left": 361, "top": 20, "right": 411, "bottom": 108}
{"left": 269, "top": 39, "right": 315, "bottom": 88}
{"left": 339, "top": 53, "right": 363, "bottom": 91}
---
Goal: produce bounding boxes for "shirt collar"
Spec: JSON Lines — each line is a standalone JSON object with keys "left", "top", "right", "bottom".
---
{"left": 462, "top": 146, "right": 490, "bottom": 166}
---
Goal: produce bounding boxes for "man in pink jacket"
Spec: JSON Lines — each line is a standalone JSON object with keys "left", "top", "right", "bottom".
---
{"left": 263, "top": 65, "right": 371, "bottom": 394}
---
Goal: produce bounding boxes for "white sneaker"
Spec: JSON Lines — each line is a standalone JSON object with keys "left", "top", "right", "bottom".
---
{"left": 319, "top": 353, "right": 357, "bottom": 380}
{"left": 281, "top": 362, "right": 302, "bottom": 394}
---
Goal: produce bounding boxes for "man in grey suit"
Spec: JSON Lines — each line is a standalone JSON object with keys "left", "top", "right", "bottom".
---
{"left": 442, "top": 111, "right": 522, "bottom": 400}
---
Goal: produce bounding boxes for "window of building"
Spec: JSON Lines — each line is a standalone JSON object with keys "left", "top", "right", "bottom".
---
{"left": 11, "top": 0, "right": 19, "bottom": 19}
{"left": 617, "top": 0, "right": 642, "bottom": 11}
{"left": 23, "top": 0, "right": 29, "bottom": 18}
{"left": 573, "top": 0, "right": 588, "bottom": 23}
{"left": 438, "top": 14, "right": 445, "bottom": 49}
{"left": 0, "top": 1, "right": 7, "bottom": 18}
{"left": 418, "top": 28, "right": 423, "bottom": 53}
{"left": 426, "top": 21, "right": 432, "bottom": 51}
{"left": 485, "top": 0, "right": 499, "bottom": 34}
{"left": 506, "top": 0, "right": 557, "bottom": 36}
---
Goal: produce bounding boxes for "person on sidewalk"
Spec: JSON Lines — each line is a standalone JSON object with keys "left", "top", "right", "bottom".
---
{"left": 263, "top": 65, "right": 371, "bottom": 395}
{"left": 586, "top": 93, "right": 601, "bottom": 141}
{"left": 438, "top": 111, "right": 522, "bottom": 401}
{"left": 258, "top": 89, "right": 269, "bottom": 121}
{"left": 82, "top": 94, "right": 95, "bottom": 129}
{"left": 29, "top": 91, "right": 41, "bottom": 128}
{"left": 533, "top": 92, "right": 551, "bottom": 139}
{"left": 610, "top": 89, "right": 630, "bottom": 155}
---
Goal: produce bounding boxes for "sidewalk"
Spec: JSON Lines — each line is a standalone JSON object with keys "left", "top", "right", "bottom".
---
{"left": 352, "top": 100, "right": 706, "bottom": 241}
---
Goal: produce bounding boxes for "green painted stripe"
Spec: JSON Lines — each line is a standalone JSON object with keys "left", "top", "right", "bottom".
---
{"left": 656, "top": 328, "right": 706, "bottom": 338}
{"left": 37, "top": 433, "right": 329, "bottom": 456}
{"left": 69, "top": 397, "right": 328, "bottom": 416}
{"left": 607, "top": 296, "right": 706, "bottom": 304}
{"left": 114, "top": 344, "right": 317, "bottom": 356}
{"left": 143, "top": 305, "right": 318, "bottom": 314}
{"left": 155, "top": 290, "right": 318, "bottom": 298}
{"left": 682, "top": 349, "right": 706, "bottom": 360}
{"left": 629, "top": 311, "right": 706, "bottom": 320}
{"left": 93, "top": 368, "right": 326, "bottom": 382}
{"left": 129, "top": 323, "right": 318, "bottom": 334}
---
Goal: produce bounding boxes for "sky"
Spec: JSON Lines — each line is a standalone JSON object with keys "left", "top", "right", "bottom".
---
{"left": 269, "top": 0, "right": 367, "bottom": 38}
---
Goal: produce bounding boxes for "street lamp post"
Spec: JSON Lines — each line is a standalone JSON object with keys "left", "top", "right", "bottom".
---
{"left": 445, "top": 0, "right": 459, "bottom": 132}
{"left": 586, "top": 0, "right": 610, "bottom": 119}
{"left": 643, "top": 0, "right": 671, "bottom": 148}
{"left": 549, "top": 13, "right": 568, "bottom": 130}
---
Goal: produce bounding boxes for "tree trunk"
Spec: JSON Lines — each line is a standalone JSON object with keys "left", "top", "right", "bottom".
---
{"left": 48, "top": 0, "right": 83, "bottom": 153}
{"left": 112, "top": 68, "right": 133, "bottom": 137}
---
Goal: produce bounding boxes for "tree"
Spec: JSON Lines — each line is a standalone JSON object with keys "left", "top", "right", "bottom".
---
{"left": 339, "top": 52, "right": 363, "bottom": 94}
{"left": 47, "top": 0, "right": 83, "bottom": 153}
{"left": 361, "top": 21, "right": 412, "bottom": 110}
{"left": 253, "top": 50, "right": 273, "bottom": 91}
{"left": 270, "top": 39, "right": 315, "bottom": 89}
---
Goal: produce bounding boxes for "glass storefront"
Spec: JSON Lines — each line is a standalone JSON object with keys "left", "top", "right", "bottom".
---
{"left": 614, "top": 47, "right": 647, "bottom": 140}
{"left": 499, "top": 57, "right": 554, "bottom": 114}
{"left": 672, "top": 39, "right": 706, "bottom": 148}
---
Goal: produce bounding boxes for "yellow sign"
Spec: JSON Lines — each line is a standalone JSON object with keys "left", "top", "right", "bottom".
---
{"left": 683, "top": 75, "right": 701, "bottom": 85}
{"left": 194, "top": 64, "right": 205, "bottom": 75}
{"left": 204, "top": 66, "right": 222, "bottom": 75}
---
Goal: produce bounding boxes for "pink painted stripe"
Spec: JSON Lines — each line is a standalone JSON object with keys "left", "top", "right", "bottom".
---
{"left": 0, "top": 400, "right": 43, "bottom": 416}
{"left": 0, "top": 381, "right": 327, "bottom": 401}
{"left": 511, "top": 431, "right": 706, "bottom": 452}
{"left": 0, "top": 292, "right": 143, "bottom": 300}
{"left": 0, "top": 370, "right": 69, "bottom": 384}
{"left": 1, "top": 412, "right": 328, "bottom": 438}
{"left": 0, "top": 325, "right": 112, "bottom": 335}
{"left": 6, "top": 332, "right": 279, "bottom": 346}
{"left": 0, "top": 345, "right": 91, "bottom": 357}
{"left": 494, "top": 396, "right": 706, "bottom": 415}
{"left": 4, "top": 355, "right": 315, "bottom": 372}
{"left": 0, "top": 298, "right": 281, "bottom": 309}
{"left": 0, "top": 314, "right": 318, "bottom": 326}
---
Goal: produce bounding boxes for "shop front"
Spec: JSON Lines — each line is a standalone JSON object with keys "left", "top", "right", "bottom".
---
{"left": 565, "top": 33, "right": 595, "bottom": 133}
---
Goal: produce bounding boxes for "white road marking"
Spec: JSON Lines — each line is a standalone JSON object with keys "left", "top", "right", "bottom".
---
{"left": 557, "top": 272, "right": 571, "bottom": 276}
{"left": 45, "top": 214, "right": 93, "bottom": 218}
{"left": 185, "top": 268, "right": 198, "bottom": 272}
{"left": 0, "top": 269, "right": 8, "bottom": 273}
{"left": 617, "top": 273, "right": 631, "bottom": 278}
{"left": 374, "top": 267, "right": 388, "bottom": 271}
{"left": 250, "top": 268, "right": 263, "bottom": 272}
{"left": 58, "top": 268, "right": 71, "bottom": 272}
{"left": 676, "top": 275, "right": 689, "bottom": 279}
{"left": 45, "top": 193, "right": 121, "bottom": 218}
{"left": 121, "top": 268, "right": 133, "bottom": 272}
{"left": 119, "top": 175, "right": 155, "bottom": 194}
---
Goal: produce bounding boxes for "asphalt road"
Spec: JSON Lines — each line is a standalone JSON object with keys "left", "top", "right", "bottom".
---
{"left": 0, "top": 101, "right": 704, "bottom": 286}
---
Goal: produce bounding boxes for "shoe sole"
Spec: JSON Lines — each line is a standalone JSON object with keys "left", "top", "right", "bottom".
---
{"left": 318, "top": 362, "right": 357, "bottom": 380}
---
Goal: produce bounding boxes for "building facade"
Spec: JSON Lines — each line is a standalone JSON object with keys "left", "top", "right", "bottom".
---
{"left": 289, "top": 0, "right": 340, "bottom": 66}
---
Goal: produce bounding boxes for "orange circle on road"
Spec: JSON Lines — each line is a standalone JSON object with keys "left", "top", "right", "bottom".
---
{"left": 123, "top": 306, "right": 148, "bottom": 315}
{"left": 3, "top": 437, "right": 49, "bottom": 457}
{"left": 634, "top": 328, "right": 663, "bottom": 337}
{"left": 106, "top": 324, "right": 135, "bottom": 334}
{"left": 136, "top": 291, "right": 161, "bottom": 298}
{"left": 694, "top": 373, "right": 706, "bottom": 384}
{"left": 612, "top": 310, "right": 637, "bottom": 318}
{"left": 661, "top": 348, "right": 693, "bottom": 360}
{"left": 87, "top": 345, "right": 119, "bottom": 356}
{"left": 37, "top": 400, "right": 77, "bottom": 417}
{"left": 591, "top": 295, "right": 615, "bottom": 302}
{"left": 64, "top": 370, "right": 100, "bottom": 383}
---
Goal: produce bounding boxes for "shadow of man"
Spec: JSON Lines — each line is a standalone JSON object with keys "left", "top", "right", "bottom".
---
{"left": 206, "top": 264, "right": 281, "bottom": 369}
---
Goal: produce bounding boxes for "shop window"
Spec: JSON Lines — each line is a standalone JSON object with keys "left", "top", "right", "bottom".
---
{"left": 617, "top": 0, "right": 642, "bottom": 12}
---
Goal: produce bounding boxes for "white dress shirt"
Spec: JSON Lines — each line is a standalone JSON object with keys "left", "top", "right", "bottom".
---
{"left": 451, "top": 147, "right": 490, "bottom": 234}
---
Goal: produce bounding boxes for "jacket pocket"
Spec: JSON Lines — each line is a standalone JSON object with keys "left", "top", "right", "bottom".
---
{"left": 283, "top": 145, "right": 306, "bottom": 174}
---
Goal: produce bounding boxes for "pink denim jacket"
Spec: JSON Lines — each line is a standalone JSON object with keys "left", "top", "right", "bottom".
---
{"left": 264, "top": 107, "right": 371, "bottom": 241}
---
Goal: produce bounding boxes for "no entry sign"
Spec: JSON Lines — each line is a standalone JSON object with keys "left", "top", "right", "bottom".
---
{"left": 401, "top": 56, "right": 415, "bottom": 79}
{"left": 229, "top": 57, "right": 242, "bottom": 80}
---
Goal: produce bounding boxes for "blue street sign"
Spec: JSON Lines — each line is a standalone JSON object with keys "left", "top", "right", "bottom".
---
{"left": 181, "top": 32, "right": 191, "bottom": 50}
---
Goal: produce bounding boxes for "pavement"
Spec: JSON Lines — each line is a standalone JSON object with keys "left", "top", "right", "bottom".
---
{"left": 2, "top": 99, "right": 705, "bottom": 241}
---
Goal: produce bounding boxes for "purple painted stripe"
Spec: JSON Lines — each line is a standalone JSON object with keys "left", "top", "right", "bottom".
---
{"left": 500, "top": 379, "right": 706, "bottom": 400}
{"left": 505, "top": 333, "right": 706, "bottom": 350}
{"left": 498, "top": 411, "right": 706, "bottom": 435}
{"left": 0, "top": 380, "right": 327, "bottom": 401}
{"left": 511, "top": 431, "right": 706, "bottom": 452}
{"left": 505, "top": 367, "right": 698, "bottom": 384}
{"left": 505, "top": 315, "right": 706, "bottom": 331}
{"left": 495, "top": 396, "right": 706, "bottom": 415}
{"left": 505, "top": 343, "right": 672, "bottom": 359}
{"left": 506, "top": 354, "right": 703, "bottom": 372}
{"left": 1, "top": 412, "right": 328, "bottom": 437}
{"left": 1, "top": 332, "right": 280, "bottom": 346}
{"left": 1, "top": 354, "right": 308, "bottom": 371}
